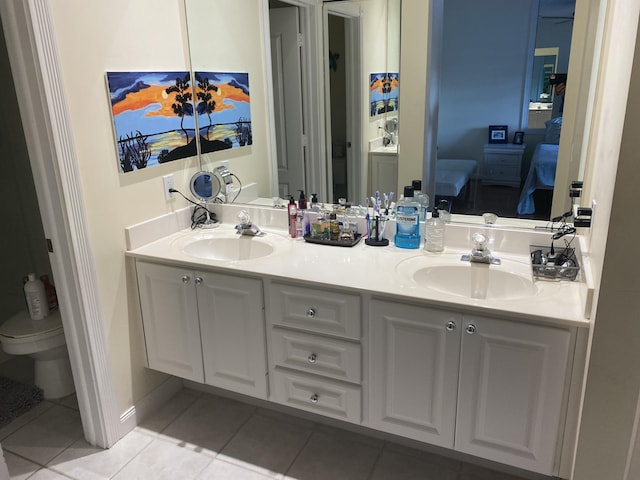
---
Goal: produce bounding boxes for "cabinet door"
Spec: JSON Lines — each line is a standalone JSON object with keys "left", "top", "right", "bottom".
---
{"left": 136, "top": 261, "right": 204, "bottom": 382}
{"left": 369, "top": 300, "right": 461, "bottom": 448}
{"left": 198, "top": 272, "right": 268, "bottom": 398}
{"left": 455, "top": 316, "right": 571, "bottom": 475}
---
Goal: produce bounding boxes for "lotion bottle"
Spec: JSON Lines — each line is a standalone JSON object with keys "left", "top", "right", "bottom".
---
{"left": 24, "top": 273, "right": 49, "bottom": 320}
{"left": 425, "top": 205, "right": 445, "bottom": 252}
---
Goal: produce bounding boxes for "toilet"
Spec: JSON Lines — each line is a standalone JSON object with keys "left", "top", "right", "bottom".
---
{"left": 0, "top": 309, "right": 75, "bottom": 399}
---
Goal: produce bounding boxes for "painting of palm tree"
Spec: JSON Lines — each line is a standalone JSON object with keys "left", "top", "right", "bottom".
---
{"left": 106, "top": 71, "right": 197, "bottom": 173}
{"left": 194, "top": 72, "right": 252, "bottom": 153}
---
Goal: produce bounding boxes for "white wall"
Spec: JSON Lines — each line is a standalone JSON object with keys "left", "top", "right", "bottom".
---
{"left": 571, "top": 2, "right": 640, "bottom": 477}
{"left": 186, "top": 0, "right": 273, "bottom": 198}
{"left": 438, "top": 0, "right": 536, "bottom": 160}
{"left": 47, "top": 0, "right": 209, "bottom": 413}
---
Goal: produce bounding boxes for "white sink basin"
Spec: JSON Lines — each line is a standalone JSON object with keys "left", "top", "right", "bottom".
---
{"left": 396, "top": 254, "right": 538, "bottom": 300}
{"left": 172, "top": 230, "right": 287, "bottom": 261}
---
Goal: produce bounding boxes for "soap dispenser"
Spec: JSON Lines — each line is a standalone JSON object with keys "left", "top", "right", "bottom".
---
{"left": 297, "top": 190, "right": 307, "bottom": 210}
{"left": 425, "top": 204, "right": 445, "bottom": 252}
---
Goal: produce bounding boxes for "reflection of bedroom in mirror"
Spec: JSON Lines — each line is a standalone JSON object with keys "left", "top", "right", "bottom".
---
{"left": 434, "top": 0, "right": 575, "bottom": 221}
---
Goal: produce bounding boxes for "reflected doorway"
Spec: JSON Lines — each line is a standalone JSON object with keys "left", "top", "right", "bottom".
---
{"left": 269, "top": 1, "right": 306, "bottom": 199}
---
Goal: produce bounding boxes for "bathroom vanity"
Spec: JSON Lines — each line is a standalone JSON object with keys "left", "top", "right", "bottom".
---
{"left": 126, "top": 205, "right": 591, "bottom": 478}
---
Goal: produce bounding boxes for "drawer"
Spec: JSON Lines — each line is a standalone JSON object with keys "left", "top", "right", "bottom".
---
{"left": 271, "top": 368, "right": 361, "bottom": 423}
{"left": 484, "top": 166, "right": 520, "bottom": 179}
{"left": 485, "top": 155, "right": 520, "bottom": 167}
{"left": 271, "top": 328, "right": 361, "bottom": 383}
{"left": 269, "top": 283, "right": 361, "bottom": 339}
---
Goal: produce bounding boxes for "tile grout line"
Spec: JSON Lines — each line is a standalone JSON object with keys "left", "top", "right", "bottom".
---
{"left": 279, "top": 421, "right": 319, "bottom": 479}
{"left": 364, "top": 439, "right": 387, "bottom": 480}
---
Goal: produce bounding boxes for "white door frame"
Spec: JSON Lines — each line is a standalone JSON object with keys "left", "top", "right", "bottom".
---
{"left": 322, "top": 2, "right": 362, "bottom": 204}
{"left": 0, "top": 0, "right": 120, "bottom": 448}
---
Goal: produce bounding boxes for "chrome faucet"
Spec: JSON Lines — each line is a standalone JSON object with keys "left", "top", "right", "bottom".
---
{"left": 462, "top": 232, "right": 501, "bottom": 265}
{"left": 235, "top": 210, "right": 263, "bottom": 236}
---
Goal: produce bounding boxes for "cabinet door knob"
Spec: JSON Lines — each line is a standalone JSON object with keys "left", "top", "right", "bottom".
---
{"left": 181, "top": 275, "right": 191, "bottom": 284}
{"left": 310, "top": 394, "right": 319, "bottom": 404}
{"left": 306, "top": 308, "right": 316, "bottom": 318}
{"left": 308, "top": 353, "right": 317, "bottom": 364}
{"left": 446, "top": 321, "right": 456, "bottom": 331}
{"left": 195, "top": 277, "right": 203, "bottom": 285}
{"left": 465, "top": 324, "right": 476, "bottom": 335}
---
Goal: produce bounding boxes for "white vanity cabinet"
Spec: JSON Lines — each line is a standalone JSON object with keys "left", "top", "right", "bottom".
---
{"left": 455, "top": 315, "right": 571, "bottom": 475}
{"left": 135, "top": 261, "right": 268, "bottom": 398}
{"left": 136, "top": 261, "right": 204, "bottom": 382}
{"left": 369, "top": 300, "right": 461, "bottom": 448}
{"left": 266, "top": 281, "right": 362, "bottom": 423}
{"left": 368, "top": 299, "right": 573, "bottom": 476}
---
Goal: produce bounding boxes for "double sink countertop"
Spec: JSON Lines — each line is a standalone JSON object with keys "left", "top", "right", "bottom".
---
{"left": 126, "top": 204, "right": 593, "bottom": 328}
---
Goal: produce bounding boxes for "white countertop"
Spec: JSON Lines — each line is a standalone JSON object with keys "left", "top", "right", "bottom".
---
{"left": 126, "top": 211, "right": 592, "bottom": 328}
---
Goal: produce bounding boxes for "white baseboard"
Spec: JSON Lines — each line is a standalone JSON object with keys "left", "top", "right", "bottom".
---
{"left": 118, "top": 376, "right": 182, "bottom": 438}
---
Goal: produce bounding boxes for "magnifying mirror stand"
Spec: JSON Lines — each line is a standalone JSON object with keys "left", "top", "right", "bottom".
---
{"left": 198, "top": 208, "right": 219, "bottom": 229}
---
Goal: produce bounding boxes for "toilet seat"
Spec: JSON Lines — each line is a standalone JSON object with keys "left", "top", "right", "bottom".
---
{"left": 0, "top": 309, "right": 65, "bottom": 355}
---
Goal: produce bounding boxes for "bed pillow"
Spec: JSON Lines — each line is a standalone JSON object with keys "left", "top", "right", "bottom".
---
{"left": 544, "top": 116, "right": 563, "bottom": 144}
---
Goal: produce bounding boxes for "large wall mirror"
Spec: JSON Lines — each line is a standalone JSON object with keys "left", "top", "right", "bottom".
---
{"left": 432, "top": 0, "right": 578, "bottom": 222}
{"left": 185, "top": 0, "right": 603, "bottom": 228}
{"left": 185, "top": 0, "right": 400, "bottom": 207}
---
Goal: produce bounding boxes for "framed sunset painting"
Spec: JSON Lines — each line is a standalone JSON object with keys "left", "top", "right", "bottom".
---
{"left": 106, "top": 71, "right": 197, "bottom": 173}
{"left": 193, "top": 72, "right": 252, "bottom": 153}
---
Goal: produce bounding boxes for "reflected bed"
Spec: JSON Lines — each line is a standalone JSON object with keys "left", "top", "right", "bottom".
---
{"left": 517, "top": 143, "right": 559, "bottom": 215}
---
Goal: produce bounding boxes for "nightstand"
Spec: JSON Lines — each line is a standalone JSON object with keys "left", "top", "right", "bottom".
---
{"left": 482, "top": 144, "right": 525, "bottom": 187}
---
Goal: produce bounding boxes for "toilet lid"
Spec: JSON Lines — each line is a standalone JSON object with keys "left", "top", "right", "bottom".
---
{"left": 0, "top": 309, "right": 63, "bottom": 339}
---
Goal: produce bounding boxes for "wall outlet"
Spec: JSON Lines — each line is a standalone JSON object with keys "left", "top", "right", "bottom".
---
{"left": 162, "top": 174, "right": 175, "bottom": 200}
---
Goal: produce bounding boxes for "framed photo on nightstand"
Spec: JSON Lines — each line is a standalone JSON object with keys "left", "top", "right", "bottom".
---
{"left": 513, "top": 131, "right": 525, "bottom": 145}
{"left": 488, "top": 125, "right": 508, "bottom": 144}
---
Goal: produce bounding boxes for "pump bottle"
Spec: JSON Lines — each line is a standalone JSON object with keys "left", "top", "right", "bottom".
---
{"left": 425, "top": 205, "right": 445, "bottom": 252}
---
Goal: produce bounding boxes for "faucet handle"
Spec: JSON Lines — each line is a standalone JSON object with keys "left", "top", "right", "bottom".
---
{"left": 237, "top": 210, "right": 251, "bottom": 225}
{"left": 472, "top": 232, "right": 487, "bottom": 251}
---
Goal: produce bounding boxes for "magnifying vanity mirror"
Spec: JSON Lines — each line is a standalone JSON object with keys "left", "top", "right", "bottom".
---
{"left": 182, "top": 0, "right": 601, "bottom": 228}
{"left": 190, "top": 171, "right": 220, "bottom": 203}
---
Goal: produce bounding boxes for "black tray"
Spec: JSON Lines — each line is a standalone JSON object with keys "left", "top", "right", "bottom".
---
{"left": 303, "top": 233, "right": 362, "bottom": 247}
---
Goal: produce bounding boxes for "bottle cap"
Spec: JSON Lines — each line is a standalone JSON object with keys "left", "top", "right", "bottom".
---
{"left": 28, "top": 273, "right": 36, "bottom": 281}
{"left": 403, "top": 186, "right": 415, "bottom": 197}
{"left": 411, "top": 180, "right": 422, "bottom": 191}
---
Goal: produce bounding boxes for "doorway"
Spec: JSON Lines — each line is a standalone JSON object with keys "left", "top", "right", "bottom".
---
{"left": 323, "top": 3, "right": 362, "bottom": 205}
{"left": 269, "top": 1, "right": 306, "bottom": 199}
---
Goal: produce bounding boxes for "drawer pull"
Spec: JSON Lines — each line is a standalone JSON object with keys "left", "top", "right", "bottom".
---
{"left": 466, "top": 324, "right": 477, "bottom": 335}
{"left": 195, "top": 276, "right": 203, "bottom": 285}
{"left": 310, "top": 393, "right": 319, "bottom": 404}
{"left": 181, "top": 275, "right": 191, "bottom": 284}
{"left": 306, "top": 308, "right": 316, "bottom": 318}
{"left": 446, "top": 321, "right": 456, "bottom": 332}
{"left": 308, "top": 353, "right": 317, "bottom": 364}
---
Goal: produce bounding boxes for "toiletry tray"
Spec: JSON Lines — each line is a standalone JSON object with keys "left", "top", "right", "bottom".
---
{"left": 530, "top": 244, "right": 581, "bottom": 281}
{"left": 303, "top": 233, "right": 363, "bottom": 247}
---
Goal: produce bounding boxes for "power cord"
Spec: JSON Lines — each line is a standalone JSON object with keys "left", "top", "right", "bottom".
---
{"left": 169, "top": 188, "right": 218, "bottom": 229}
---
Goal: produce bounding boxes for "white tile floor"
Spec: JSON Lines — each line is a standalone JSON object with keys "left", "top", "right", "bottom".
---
{"left": 1, "top": 388, "right": 538, "bottom": 480}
